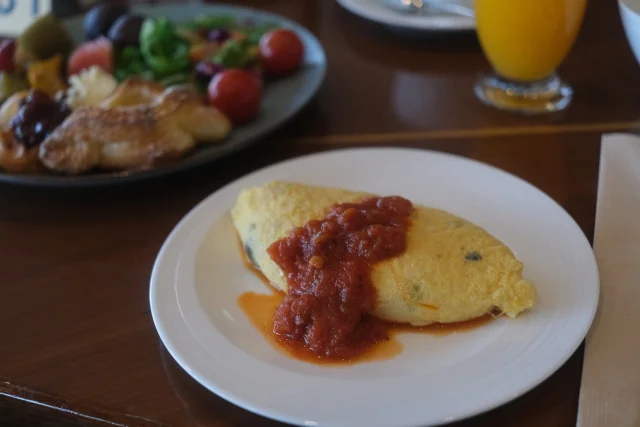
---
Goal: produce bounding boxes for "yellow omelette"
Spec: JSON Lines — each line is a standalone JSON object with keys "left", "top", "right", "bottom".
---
{"left": 231, "top": 181, "right": 536, "bottom": 326}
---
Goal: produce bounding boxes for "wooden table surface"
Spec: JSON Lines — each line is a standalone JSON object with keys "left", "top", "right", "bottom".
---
{"left": 0, "top": 0, "right": 636, "bottom": 426}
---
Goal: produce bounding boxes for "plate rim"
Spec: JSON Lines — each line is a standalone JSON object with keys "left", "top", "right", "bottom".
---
{"left": 150, "top": 146, "right": 599, "bottom": 427}
{"left": 336, "top": 0, "right": 476, "bottom": 31}
{"left": 0, "top": 3, "right": 327, "bottom": 188}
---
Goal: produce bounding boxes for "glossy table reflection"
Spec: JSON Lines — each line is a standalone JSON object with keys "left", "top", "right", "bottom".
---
{"left": 226, "top": 0, "right": 640, "bottom": 140}
{"left": 1, "top": 132, "right": 600, "bottom": 427}
{"left": 0, "top": 0, "right": 634, "bottom": 425}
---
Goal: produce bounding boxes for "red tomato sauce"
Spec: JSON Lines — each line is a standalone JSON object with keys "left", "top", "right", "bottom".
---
{"left": 266, "top": 196, "right": 413, "bottom": 360}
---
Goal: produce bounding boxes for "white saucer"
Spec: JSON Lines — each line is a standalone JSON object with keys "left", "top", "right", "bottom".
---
{"left": 150, "top": 148, "right": 599, "bottom": 427}
{"left": 336, "top": 0, "right": 475, "bottom": 32}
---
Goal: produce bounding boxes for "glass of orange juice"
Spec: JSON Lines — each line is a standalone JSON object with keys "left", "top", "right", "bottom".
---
{"left": 473, "top": 0, "right": 587, "bottom": 114}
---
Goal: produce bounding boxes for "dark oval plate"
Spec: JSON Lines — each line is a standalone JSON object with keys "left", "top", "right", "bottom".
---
{"left": 0, "top": 4, "right": 326, "bottom": 187}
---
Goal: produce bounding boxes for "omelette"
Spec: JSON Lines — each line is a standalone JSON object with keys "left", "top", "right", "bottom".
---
{"left": 231, "top": 181, "right": 536, "bottom": 326}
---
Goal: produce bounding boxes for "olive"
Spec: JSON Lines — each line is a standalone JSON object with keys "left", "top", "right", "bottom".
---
{"left": 107, "top": 15, "right": 145, "bottom": 48}
{"left": 84, "top": 3, "right": 129, "bottom": 41}
{"left": 15, "top": 14, "right": 74, "bottom": 69}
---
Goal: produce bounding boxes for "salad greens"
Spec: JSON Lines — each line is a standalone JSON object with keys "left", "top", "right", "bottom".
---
{"left": 157, "top": 72, "right": 191, "bottom": 87}
{"left": 115, "top": 17, "right": 191, "bottom": 83}
{"left": 180, "top": 14, "right": 277, "bottom": 45}
{"left": 245, "top": 23, "right": 278, "bottom": 44}
{"left": 140, "top": 18, "right": 191, "bottom": 78}
{"left": 114, "top": 46, "right": 153, "bottom": 81}
{"left": 114, "top": 14, "right": 278, "bottom": 86}
{"left": 212, "top": 39, "right": 258, "bottom": 69}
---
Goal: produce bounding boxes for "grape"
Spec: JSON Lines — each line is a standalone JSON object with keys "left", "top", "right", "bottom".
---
{"left": 108, "top": 15, "right": 145, "bottom": 47}
{"left": 0, "top": 40, "right": 16, "bottom": 73}
{"left": 84, "top": 3, "right": 129, "bottom": 41}
{"left": 195, "top": 61, "right": 224, "bottom": 81}
{"left": 10, "top": 89, "right": 71, "bottom": 148}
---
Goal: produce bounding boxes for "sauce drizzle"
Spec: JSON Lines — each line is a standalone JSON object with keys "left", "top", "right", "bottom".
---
{"left": 266, "top": 196, "right": 413, "bottom": 360}
{"left": 238, "top": 290, "right": 494, "bottom": 365}
{"left": 237, "top": 196, "right": 496, "bottom": 364}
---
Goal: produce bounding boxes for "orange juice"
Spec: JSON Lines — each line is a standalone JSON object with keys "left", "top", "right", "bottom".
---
{"left": 474, "top": 0, "right": 587, "bottom": 82}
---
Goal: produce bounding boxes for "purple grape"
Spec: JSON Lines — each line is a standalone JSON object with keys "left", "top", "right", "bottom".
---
{"left": 107, "top": 14, "right": 145, "bottom": 47}
{"left": 207, "top": 28, "right": 230, "bottom": 43}
{"left": 195, "top": 61, "right": 224, "bottom": 81}
{"left": 10, "top": 89, "right": 71, "bottom": 148}
{"left": 84, "top": 3, "right": 129, "bottom": 41}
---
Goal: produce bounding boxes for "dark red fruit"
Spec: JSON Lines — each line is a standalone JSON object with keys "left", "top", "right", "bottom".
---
{"left": 10, "top": 89, "right": 71, "bottom": 148}
{"left": 258, "top": 29, "right": 304, "bottom": 76}
{"left": 195, "top": 61, "right": 224, "bottom": 81}
{"left": 67, "top": 37, "right": 114, "bottom": 76}
{"left": 207, "top": 69, "right": 262, "bottom": 125}
{"left": 0, "top": 40, "right": 16, "bottom": 73}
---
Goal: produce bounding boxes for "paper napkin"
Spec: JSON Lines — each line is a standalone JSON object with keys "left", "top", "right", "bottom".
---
{"left": 577, "top": 133, "right": 640, "bottom": 427}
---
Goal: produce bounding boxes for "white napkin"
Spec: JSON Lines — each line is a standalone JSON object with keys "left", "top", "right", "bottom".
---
{"left": 577, "top": 133, "right": 640, "bottom": 427}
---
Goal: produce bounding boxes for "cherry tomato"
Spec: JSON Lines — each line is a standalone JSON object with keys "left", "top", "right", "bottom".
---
{"left": 207, "top": 69, "right": 262, "bottom": 125}
{"left": 259, "top": 29, "right": 304, "bottom": 77}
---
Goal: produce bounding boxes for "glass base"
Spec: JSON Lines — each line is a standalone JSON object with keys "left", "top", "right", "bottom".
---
{"left": 474, "top": 73, "right": 573, "bottom": 114}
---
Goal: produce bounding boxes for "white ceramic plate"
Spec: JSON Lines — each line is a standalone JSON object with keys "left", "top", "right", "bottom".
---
{"left": 336, "top": 0, "right": 475, "bottom": 32}
{"left": 150, "top": 148, "right": 599, "bottom": 427}
{"left": 1, "top": 4, "right": 326, "bottom": 187}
